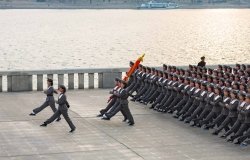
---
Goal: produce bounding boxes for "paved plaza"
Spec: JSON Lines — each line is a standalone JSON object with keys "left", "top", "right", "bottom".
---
{"left": 0, "top": 89, "right": 249, "bottom": 160}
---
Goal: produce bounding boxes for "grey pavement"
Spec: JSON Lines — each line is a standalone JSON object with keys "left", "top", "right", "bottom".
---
{"left": 0, "top": 89, "right": 249, "bottom": 160}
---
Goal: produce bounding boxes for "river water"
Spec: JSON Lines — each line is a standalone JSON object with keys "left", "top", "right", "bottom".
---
{"left": 0, "top": 9, "right": 249, "bottom": 71}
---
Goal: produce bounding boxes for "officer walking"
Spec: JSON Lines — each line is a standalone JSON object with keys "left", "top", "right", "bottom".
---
{"left": 30, "top": 78, "right": 61, "bottom": 122}
{"left": 40, "top": 85, "right": 76, "bottom": 133}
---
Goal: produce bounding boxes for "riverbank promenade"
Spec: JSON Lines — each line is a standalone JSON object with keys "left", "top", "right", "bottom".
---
{"left": 0, "top": 89, "right": 249, "bottom": 160}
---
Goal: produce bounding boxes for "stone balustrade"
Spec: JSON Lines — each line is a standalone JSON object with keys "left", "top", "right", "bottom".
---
{"left": 0, "top": 68, "right": 128, "bottom": 92}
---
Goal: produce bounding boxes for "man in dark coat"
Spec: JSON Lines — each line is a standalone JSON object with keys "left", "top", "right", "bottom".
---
{"left": 197, "top": 56, "right": 206, "bottom": 67}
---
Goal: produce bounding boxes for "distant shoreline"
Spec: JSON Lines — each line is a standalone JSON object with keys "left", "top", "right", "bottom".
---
{"left": 0, "top": 3, "right": 250, "bottom": 9}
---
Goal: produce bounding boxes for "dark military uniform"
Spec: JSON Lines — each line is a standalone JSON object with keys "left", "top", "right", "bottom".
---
{"left": 213, "top": 98, "right": 239, "bottom": 135}
{"left": 178, "top": 87, "right": 201, "bottom": 119}
{"left": 229, "top": 101, "right": 250, "bottom": 141}
{"left": 151, "top": 78, "right": 169, "bottom": 109}
{"left": 155, "top": 78, "right": 174, "bottom": 110}
{"left": 165, "top": 78, "right": 185, "bottom": 112}
{"left": 172, "top": 83, "right": 191, "bottom": 115}
{"left": 228, "top": 101, "right": 247, "bottom": 137}
{"left": 105, "top": 87, "right": 134, "bottom": 125}
{"left": 43, "top": 92, "right": 76, "bottom": 132}
{"left": 185, "top": 89, "right": 207, "bottom": 123}
{"left": 201, "top": 94, "right": 223, "bottom": 126}
{"left": 208, "top": 95, "right": 231, "bottom": 129}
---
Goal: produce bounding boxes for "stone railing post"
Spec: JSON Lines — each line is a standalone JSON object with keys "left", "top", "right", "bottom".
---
{"left": 7, "top": 75, "right": 12, "bottom": 92}
{"left": 98, "top": 73, "right": 103, "bottom": 88}
{"left": 78, "top": 73, "right": 84, "bottom": 89}
{"left": 88, "top": 73, "right": 94, "bottom": 89}
{"left": 37, "top": 74, "right": 43, "bottom": 91}
{"left": 68, "top": 73, "right": 74, "bottom": 90}
{"left": 58, "top": 74, "right": 64, "bottom": 86}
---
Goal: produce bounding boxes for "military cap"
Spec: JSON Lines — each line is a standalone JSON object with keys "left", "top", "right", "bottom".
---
{"left": 236, "top": 63, "right": 241, "bottom": 67}
{"left": 231, "top": 89, "right": 239, "bottom": 95}
{"left": 47, "top": 78, "right": 53, "bottom": 83}
{"left": 186, "top": 70, "right": 191, "bottom": 74}
{"left": 224, "top": 72, "right": 230, "bottom": 77}
{"left": 191, "top": 71, "right": 197, "bottom": 75}
{"left": 190, "top": 78, "right": 196, "bottom": 83}
{"left": 163, "top": 64, "right": 168, "bottom": 68}
{"left": 147, "top": 67, "right": 151, "bottom": 71}
{"left": 180, "top": 68, "right": 185, "bottom": 72}
{"left": 219, "top": 78, "right": 225, "bottom": 82}
{"left": 238, "top": 69, "right": 244, "bottom": 73}
{"left": 214, "top": 85, "right": 222, "bottom": 90}
{"left": 173, "top": 74, "right": 178, "bottom": 78}
{"left": 120, "top": 79, "right": 127, "bottom": 85}
{"left": 225, "top": 79, "right": 232, "bottom": 84}
{"left": 207, "top": 74, "right": 213, "bottom": 78}
{"left": 58, "top": 84, "right": 66, "bottom": 93}
{"left": 152, "top": 68, "right": 156, "bottom": 71}
{"left": 238, "top": 91, "right": 246, "bottom": 98}
{"left": 195, "top": 79, "right": 202, "bottom": 84}
{"left": 202, "top": 67, "right": 207, "bottom": 71}
{"left": 115, "top": 77, "right": 121, "bottom": 81}
{"left": 223, "top": 87, "right": 231, "bottom": 93}
{"left": 202, "top": 74, "right": 208, "bottom": 78}
{"left": 129, "top": 61, "right": 134, "bottom": 65}
{"left": 179, "top": 76, "right": 184, "bottom": 81}
{"left": 213, "top": 70, "right": 218, "bottom": 73}
{"left": 201, "top": 81, "right": 207, "bottom": 87}
{"left": 189, "top": 64, "right": 193, "bottom": 68}
{"left": 159, "top": 70, "right": 163, "bottom": 74}
{"left": 185, "top": 77, "right": 191, "bottom": 81}
{"left": 207, "top": 83, "right": 215, "bottom": 89}
{"left": 218, "top": 64, "right": 223, "bottom": 68}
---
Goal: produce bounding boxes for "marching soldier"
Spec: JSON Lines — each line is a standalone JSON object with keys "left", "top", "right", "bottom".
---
{"left": 103, "top": 80, "right": 135, "bottom": 126}
{"left": 179, "top": 80, "right": 201, "bottom": 121}
{"left": 185, "top": 81, "right": 208, "bottom": 124}
{"left": 97, "top": 77, "right": 121, "bottom": 117}
{"left": 165, "top": 76, "right": 185, "bottom": 113}
{"left": 193, "top": 84, "right": 215, "bottom": 127}
{"left": 201, "top": 86, "right": 223, "bottom": 129}
{"left": 40, "top": 85, "right": 76, "bottom": 133}
{"left": 30, "top": 78, "right": 61, "bottom": 122}
{"left": 151, "top": 72, "right": 169, "bottom": 109}
{"left": 207, "top": 87, "right": 231, "bottom": 129}
{"left": 172, "top": 77, "right": 191, "bottom": 117}
{"left": 212, "top": 90, "right": 239, "bottom": 135}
